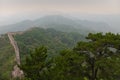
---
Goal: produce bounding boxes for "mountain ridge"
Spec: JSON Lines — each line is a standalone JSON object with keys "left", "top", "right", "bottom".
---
{"left": 0, "top": 15, "right": 111, "bottom": 34}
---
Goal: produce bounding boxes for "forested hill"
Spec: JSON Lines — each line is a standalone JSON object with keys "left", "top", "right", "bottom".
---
{"left": 0, "top": 34, "right": 15, "bottom": 80}
{"left": 0, "top": 27, "right": 85, "bottom": 79}
{"left": 14, "top": 27, "right": 85, "bottom": 60}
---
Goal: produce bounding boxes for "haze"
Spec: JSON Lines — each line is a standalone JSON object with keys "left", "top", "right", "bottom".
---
{"left": 0, "top": 0, "right": 120, "bottom": 28}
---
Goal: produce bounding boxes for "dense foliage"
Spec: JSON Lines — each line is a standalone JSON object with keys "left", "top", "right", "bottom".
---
{"left": 0, "top": 27, "right": 85, "bottom": 79}
{"left": 14, "top": 28, "right": 85, "bottom": 61}
{"left": 21, "top": 32, "right": 120, "bottom": 80}
{"left": 20, "top": 46, "right": 48, "bottom": 80}
{"left": 0, "top": 34, "right": 15, "bottom": 79}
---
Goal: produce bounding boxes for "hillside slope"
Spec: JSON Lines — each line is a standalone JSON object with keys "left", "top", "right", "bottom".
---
{"left": 0, "top": 27, "right": 85, "bottom": 79}
{"left": 14, "top": 27, "right": 85, "bottom": 60}
{"left": 0, "top": 35, "right": 15, "bottom": 79}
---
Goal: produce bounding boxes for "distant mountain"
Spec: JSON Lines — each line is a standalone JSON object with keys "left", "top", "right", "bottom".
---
{"left": 0, "top": 20, "right": 34, "bottom": 34}
{"left": 73, "top": 14, "right": 120, "bottom": 33}
{"left": 76, "top": 20, "right": 110, "bottom": 32}
{"left": 0, "top": 15, "right": 111, "bottom": 34}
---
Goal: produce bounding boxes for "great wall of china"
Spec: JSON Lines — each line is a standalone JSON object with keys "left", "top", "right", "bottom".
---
{"left": 8, "top": 32, "right": 23, "bottom": 79}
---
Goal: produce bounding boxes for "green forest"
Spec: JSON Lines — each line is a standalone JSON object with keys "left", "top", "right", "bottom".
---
{"left": 0, "top": 27, "right": 85, "bottom": 79}
{"left": 0, "top": 27, "right": 120, "bottom": 80}
{"left": 20, "top": 32, "right": 120, "bottom": 80}
{"left": 0, "top": 0, "right": 119, "bottom": 80}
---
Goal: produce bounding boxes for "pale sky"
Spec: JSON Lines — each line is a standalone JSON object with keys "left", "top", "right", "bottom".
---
{"left": 0, "top": 0, "right": 120, "bottom": 26}
{"left": 0, "top": 0, "right": 120, "bottom": 16}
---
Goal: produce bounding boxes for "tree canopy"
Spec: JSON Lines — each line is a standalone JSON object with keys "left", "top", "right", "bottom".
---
{"left": 20, "top": 32, "right": 120, "bottom": 80}
{"left": 73, "top": 32, "right": 120, "bottom": 80}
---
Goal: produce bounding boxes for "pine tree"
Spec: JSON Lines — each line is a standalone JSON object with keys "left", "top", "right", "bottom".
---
{"left": 20, "top": 46, "right": 48, "bottom": 80}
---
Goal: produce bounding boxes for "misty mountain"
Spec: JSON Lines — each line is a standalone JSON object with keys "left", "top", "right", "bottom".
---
{"left": 0, "top": 15, "right": 111, "bottom": 34}
{"left": 73, "top": 14, "right": 120, "bottom": 33}
{"left": 0, "top": 20, "right": 34, "bottom": 34}
{"left": 76, "top": 20, "right": 110, "bottom": 32}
